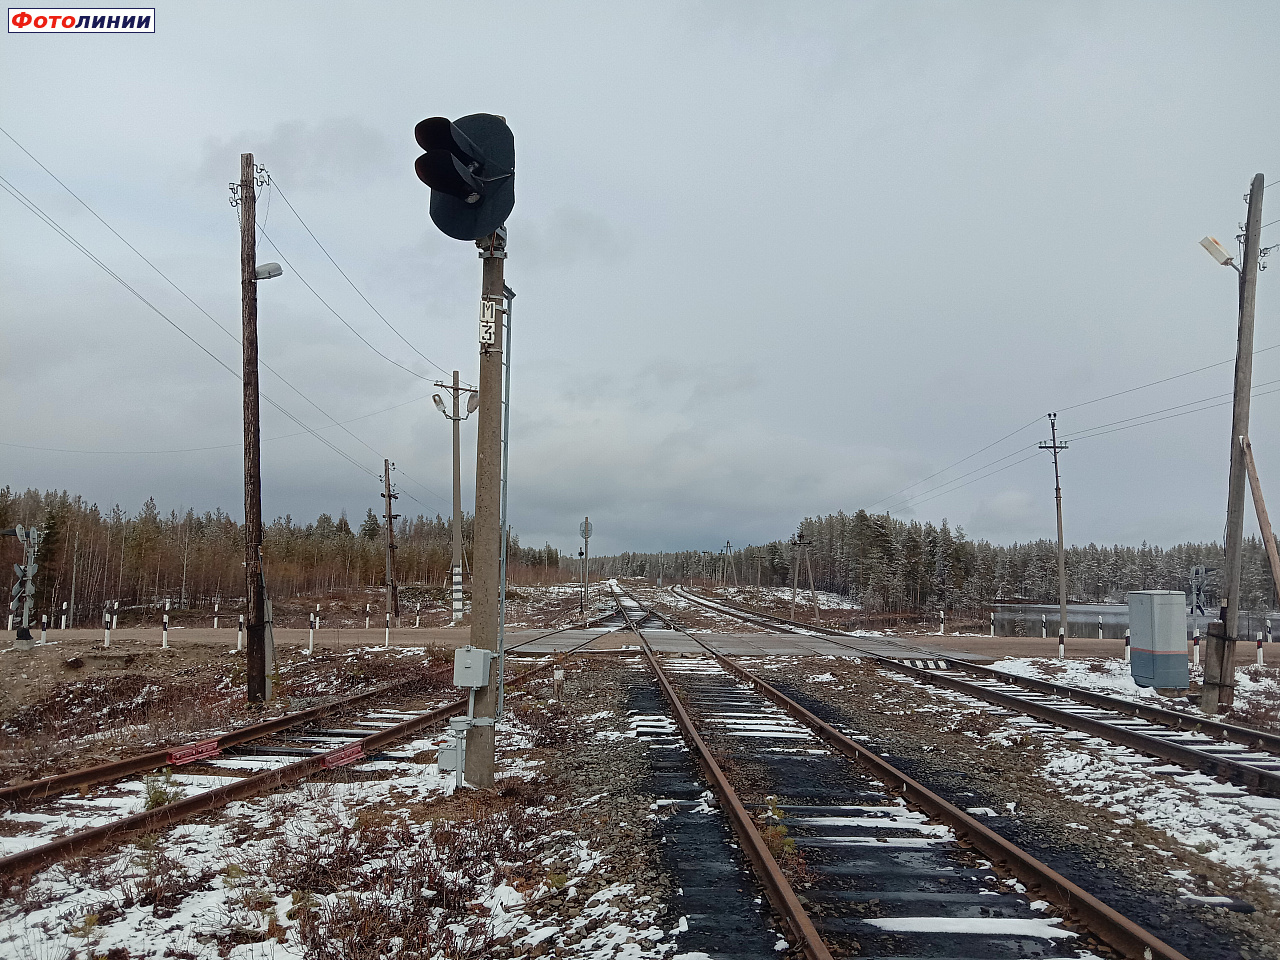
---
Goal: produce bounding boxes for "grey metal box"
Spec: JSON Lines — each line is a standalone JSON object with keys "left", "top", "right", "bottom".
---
{"left": 1126, "top": 591, "right": 1188, "bottom": 689}
{"left": 453, "top": 646, "right": 492, "bottom": 688}
{"left": 436, "top": 743, "right": 458, "bottom": 771}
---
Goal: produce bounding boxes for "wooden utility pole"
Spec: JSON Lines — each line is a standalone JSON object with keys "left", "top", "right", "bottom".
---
{"left": 465, "top": 229, "right": 506, "bottom": 789}
{"left": 1243, "top": 437, "right": 1280, "bottom": 609}
{"left": 791, "top": 533, "right": 807, "bottom": 620}
{"left": 1040, "top": 414, "right": 1069, "bottom": 659}
{"left": 239, "top": 152, "right": 267, "bottom": 704}
{"left": 1205, "top": 173, "right": 1265, "bottom": 712}
{"left": 382, "top": 459, "right": 400, "bottom": 621}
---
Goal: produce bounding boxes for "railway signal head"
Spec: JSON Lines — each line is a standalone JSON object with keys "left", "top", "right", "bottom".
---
{"left": 414, "top": 114, "right": 515, "bottom": 241}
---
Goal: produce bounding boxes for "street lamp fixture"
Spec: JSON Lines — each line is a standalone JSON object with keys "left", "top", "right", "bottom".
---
{"left": 1199, "top": 236, "right": 1238, "bottom": 272}
{"left": 254, "top": 262, "right": 283, "bottom": 281}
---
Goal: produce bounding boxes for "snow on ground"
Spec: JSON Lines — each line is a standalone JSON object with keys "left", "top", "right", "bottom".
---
{"left": 995, "top": 656, "right": 1280, "bottom": 729}
{"left": 874, "top": 661, "right": 1280, "bottom": 894}
{"left": 0, "top": 704, "right": 679, "bottom": 960}
{"left": 722, "top": 586, "right": 859, "bottom": 611}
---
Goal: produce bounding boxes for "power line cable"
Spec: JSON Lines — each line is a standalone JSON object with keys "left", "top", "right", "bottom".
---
{"left": 892, "top": 382, "right": 1280, "bottom": 513}
{"left": 0, "top": 130, "right": 448, "bottom": 503}
{"left": 1066, "top": 384, "right": 1280, "bottom": 445}
{"left": 865, "top": 416, "right": 1044, "bottom": 510}
{"left": 900, "top": 451, "right": 1046, "bottom": 511}
{"left": 270, "top": 181, "right": 464, "bottom": 384}
{"left": 881, "top": 440, "right": 1044, "bottom": 513}
{"left": 256, "top": 222, "right": 440, "bottom": 384}
{"left": 875, "top": 340, "right": 1279, "bottom": 513}
{"left": 0, "top": 173, "right": 381, "bottom": 483}
{"left": 0, "top": 390, "right": 439, "bottom": 455}
{"left": 1057, "top": 343, "right": 1279, "bottom": 414}
{"left": 1062, "top": 377, "right": 1280, "bottom": 439}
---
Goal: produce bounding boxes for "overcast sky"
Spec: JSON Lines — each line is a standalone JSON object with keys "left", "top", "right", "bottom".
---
{"left": 2, "top": 2, "right": 1277, "bottom": 556}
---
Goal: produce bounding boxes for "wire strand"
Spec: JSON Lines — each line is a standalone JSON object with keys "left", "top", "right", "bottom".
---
{"left": 0, "top": 172, "right": 383, "bottom": 483}
{"left": 0, "top": 125, "right": 448, "bottom": 500}
{"left": 270, "top": 181, "right": 465, "bottom": 385}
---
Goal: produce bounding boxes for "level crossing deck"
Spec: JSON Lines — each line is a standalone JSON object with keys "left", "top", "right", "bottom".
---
{"left": 504, "top": 628, "right": 988, "bottom": 662}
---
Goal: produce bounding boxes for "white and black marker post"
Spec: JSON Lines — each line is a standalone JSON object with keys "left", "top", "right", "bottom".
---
{"left": 237, "top": 614, "right": 244, "bottom": 652}
{"left": 162, "top": 611, "right": 169, "bottom": 649}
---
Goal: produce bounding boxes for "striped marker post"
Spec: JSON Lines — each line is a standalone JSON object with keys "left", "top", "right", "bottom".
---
{"left": 162, "top": 613, "right": 169, "bottom": 649}
{"left": 1193, "top": 629, "right": 1200, "bottom": 667}
{"left": 213, "top": 600, "right": 219, "bottom": 630}
{"left": 237, "top": 615, "right": 244, "bottom": 652}
{"left": 308, "top": 614, "right": 315, "bottom": 655}
{"left": 1041, "top": 614, "right": 1047, "bottom": 639}
{"left": 384, "top": 611, "right": 390, "bottom": 648}
{"left": 365, "top": 604, "right": 370, "bottom": 630}
{"left": 40, "top": 614, "right": 47, "bottom": 644}
{"left": 1258, "top": 632, "right": 1265, "bottom": 666}
{"left": 103, "top": 606, "right": 111, "bottom": 648}
{"left": 989, "top": 612, "right": 995, "bottom": 637}
{"left": 1124, "top": 629, "right": 1131, "bottom": 663}
{"left": 452, "top": 566, "right": 464, "bottom": 622}
{"left": 1097, "top": 615, "right": 1103, "bottom": 640}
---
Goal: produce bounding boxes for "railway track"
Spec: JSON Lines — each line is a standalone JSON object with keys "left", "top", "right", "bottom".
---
{"left": 610, "top": 583, "right": 1192, "bottom": 960}
{"left": 0, "top": 619, "right": 618, "bottom": 882}
{"left": 675, "top": 586, "right": 1280, "bottom": 796}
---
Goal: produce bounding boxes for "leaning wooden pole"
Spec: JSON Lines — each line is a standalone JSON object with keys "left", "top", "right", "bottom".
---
{"left": 1243, "top": 437, "right": 1280, "bottom": 608}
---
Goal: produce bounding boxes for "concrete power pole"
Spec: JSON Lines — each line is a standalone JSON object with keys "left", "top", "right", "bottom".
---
{"left": 238, "top": 152, "right": 268, "bottom": 704}
{"left": 382, "top": 459, "right": 400, "bottom": 623}
{"left": 1040, "top": 414, "right": 1069, "bottom": 659}
{"left": 451, "top": 372, "right": 464, "bottom": 623}
{"left": 465, "top": 229, "right": 507, "bottom": 789}
{"left": 434, "top": 371, "right": 476, "bottom": 624}
{"left": 1205, "top": 173, "right": 1266, "bottom": 712}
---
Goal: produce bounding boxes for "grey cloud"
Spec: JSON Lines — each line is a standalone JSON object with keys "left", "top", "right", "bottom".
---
{"left": 518, "top": 207, "right": 632, "bottom": 269}
{"left": 195, "top": 118, "right": 392, "bottom": 190}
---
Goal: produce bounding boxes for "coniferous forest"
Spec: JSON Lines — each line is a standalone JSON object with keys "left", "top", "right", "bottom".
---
{"left": 592, "top": 511, "right": 1279, "bottom": 615}
{"left": 3, "top": 489, "right": 1275, "bottom": 626}
{"left": 0, "top": 487, "right": 559, "bottom": 626}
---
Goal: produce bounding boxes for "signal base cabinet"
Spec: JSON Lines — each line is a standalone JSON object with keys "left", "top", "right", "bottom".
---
{"left": 1127, "top": 591, "right": 1189, "bottom": 689}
